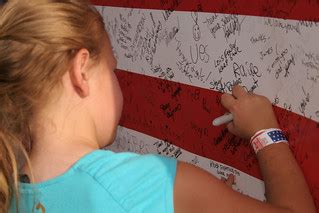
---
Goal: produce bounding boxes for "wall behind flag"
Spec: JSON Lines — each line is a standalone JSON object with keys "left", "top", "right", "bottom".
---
{"left": 92, "top": 0, "right": 319, "bottom": 208}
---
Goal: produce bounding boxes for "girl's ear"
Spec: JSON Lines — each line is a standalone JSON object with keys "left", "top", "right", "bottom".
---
{"left": 69, "top": 49, "right": 90, "bottom": 98}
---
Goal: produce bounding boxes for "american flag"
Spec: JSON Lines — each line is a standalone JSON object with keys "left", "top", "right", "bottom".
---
{"left": 267, "top": 130, "right": 287, "bottom": 143}
{"left": 92, "top": 0, "right": 319, "bottom": 208}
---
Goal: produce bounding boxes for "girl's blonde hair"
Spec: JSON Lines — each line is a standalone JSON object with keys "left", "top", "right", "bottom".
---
{"left": 0, "top": 0, "right": 105, "bottom": 211}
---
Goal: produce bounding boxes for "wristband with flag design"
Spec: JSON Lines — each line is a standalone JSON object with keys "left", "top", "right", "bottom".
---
{"left": 250, "top": 128, "right": 288, "bottom": 154}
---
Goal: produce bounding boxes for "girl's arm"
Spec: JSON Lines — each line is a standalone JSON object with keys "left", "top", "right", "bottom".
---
{"left": 173, "top": 85, "right": 316, "bottom": 213}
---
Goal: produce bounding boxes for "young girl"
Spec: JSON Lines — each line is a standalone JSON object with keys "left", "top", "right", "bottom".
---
{"left": 0, "top": 0, "right": 315, "bottom": 212}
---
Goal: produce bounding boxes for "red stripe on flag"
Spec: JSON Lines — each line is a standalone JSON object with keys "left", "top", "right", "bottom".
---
{"left": 116, "top": 69, "right": 319, "bottom": 205}
{"left": 91, "top": 0, "right": 319, "bottom": 21}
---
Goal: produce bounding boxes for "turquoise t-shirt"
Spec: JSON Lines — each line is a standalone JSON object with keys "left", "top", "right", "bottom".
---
{"left": 10, "top": 150, "right": 177, "bottom": 212}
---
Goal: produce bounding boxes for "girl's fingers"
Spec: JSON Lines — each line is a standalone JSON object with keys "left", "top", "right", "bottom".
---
{"left": 232, "top": 85, "right": 247, "bottom": 99}
{"left": 222, "top": 174, "right": 236, "bottom": 187}
{"left": 221, "top": 93, "right": 236, "bottom": 111}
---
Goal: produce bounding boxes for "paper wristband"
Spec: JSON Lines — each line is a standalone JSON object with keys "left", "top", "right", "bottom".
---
{"left": 250, "top": 128, "right": 288, "bottom": 154}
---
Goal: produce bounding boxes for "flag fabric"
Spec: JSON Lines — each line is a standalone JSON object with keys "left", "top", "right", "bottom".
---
{"left": 92, "top": 0, "right": 319, "bottom": 208}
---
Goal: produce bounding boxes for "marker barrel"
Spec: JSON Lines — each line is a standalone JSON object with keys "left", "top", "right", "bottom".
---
{"left": 212, "top": 114, "right": 233, "bottom": 126}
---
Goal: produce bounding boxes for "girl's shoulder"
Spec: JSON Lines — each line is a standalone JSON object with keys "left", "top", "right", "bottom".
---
{"left": 74, "top": 149, "right": 177, "bottom": 183}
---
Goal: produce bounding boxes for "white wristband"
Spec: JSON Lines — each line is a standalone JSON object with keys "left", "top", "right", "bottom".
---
{"left": 250, "top": 128, "right": 288, "bottom": 154}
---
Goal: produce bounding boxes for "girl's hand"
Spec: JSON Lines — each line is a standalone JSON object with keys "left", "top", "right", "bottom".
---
{"left": 221, "top": 174, "right": 235, "bottom": 188}
{"left": 221, "top": 85, "right": 279, "bottom": 139}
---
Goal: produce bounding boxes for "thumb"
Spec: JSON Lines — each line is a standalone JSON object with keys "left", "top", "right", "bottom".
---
{"left": 227, "top": 122, "right": 238, "bottom": 136}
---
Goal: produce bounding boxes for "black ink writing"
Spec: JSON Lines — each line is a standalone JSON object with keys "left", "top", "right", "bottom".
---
{"left": 214, "top": 40, "right": 242, "bottom": 73}
{"left": 190, "top": 44, "right": 210, "bottom": 64}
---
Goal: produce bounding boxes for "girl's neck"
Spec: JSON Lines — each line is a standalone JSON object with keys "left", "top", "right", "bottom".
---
{"left": 24, "top": 143, "right": 97, "bottom": 183}
{"left": 25, "top": 102, "right": 100, "bottom": 183}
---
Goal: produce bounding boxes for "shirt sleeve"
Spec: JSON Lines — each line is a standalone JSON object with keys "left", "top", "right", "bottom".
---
{"left": 94, "top": 152, "right": 177, "bottom": 213}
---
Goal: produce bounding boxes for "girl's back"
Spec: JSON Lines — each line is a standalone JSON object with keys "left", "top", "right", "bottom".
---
{"left": 11, "top": 150, "right": 176, "bottom": 212}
